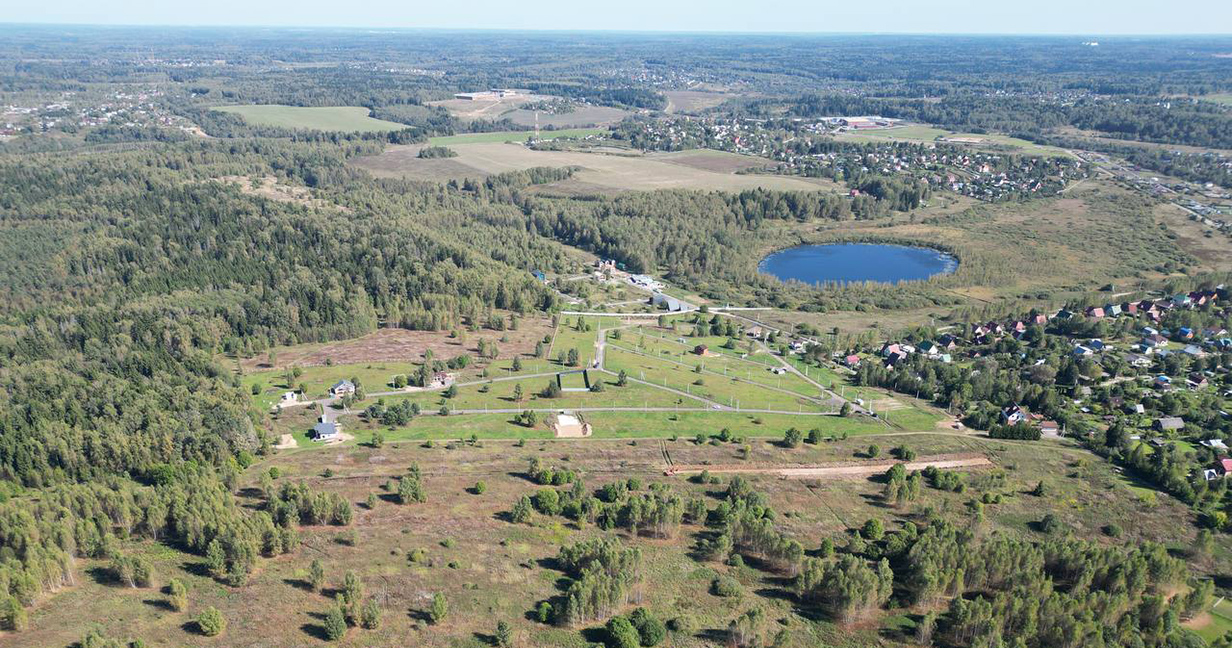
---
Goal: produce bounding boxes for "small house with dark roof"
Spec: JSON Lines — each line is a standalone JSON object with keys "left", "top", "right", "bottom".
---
{"left": 331, "top": 380, "right": 356, "bottom": 396}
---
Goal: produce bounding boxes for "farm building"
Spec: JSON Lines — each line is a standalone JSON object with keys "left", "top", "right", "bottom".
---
{"left": 651, "top": 292, "right": 684, "bottom": 312}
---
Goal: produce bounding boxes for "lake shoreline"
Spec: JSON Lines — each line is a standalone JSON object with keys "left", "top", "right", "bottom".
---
{"left": 759, "top": 242, "right": 959, "bottom": 286}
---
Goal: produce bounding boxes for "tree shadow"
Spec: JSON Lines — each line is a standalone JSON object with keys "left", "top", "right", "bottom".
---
{"left": 753, "top": 586, "right": 797, "bottom": 603}
{"left": 283, "top": 577, "right": 314, "bottom": 592}
{"left": 473, "top": 631, "right": 498, "bottom": 646}
{"left": 179, "top": 560, "right": 213, "bottom": 578}
{"left": 858, "top": 492, "right": 894, "bottom": 510}
{"left": 879, "top": 612, "right": 922, "bottom": 642}
{"left": 85, "top": 565, "right": 116, "bottom": 586}
{"left": 580, "top": 626, "right": 609, "bottom": 644}
{"left": 300, "top": 623, "right": 331, "bottom": 641}
{"left": 143, "top": 598, "right": 175, "bottom": 612}
{"left": 408, "top": 608, "right": 434, "bottom": 623}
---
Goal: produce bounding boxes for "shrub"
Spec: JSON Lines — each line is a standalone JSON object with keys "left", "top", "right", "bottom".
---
{"left": 429, "top": 593, "right": 448, "bottom": 624}
{"left": 197, "top": 607, "right": 226, "bottom": 637}
{"left": 1039, "top": 513, "right": 1062, "bottom": 534}
{"left": 323, "top": 605, "right": 347, "bottom": 641}
{"left": 360, "top": 599, "right": 382, "bottom": 629}
{"left": 496, "top": 620, "right": 513, "bottom": 647}
{"left": 630, "top": 608, "right": 666, "bottom": 646}
{"left": 783, "top": 428, "right": 803, "bottom": 448}
{"left": 605, "top": 616, "right": 641, "bottom": 648}
{"left": 166, "top": 578, "right": 188, "bottom": 612}
{"left": 711, "top": 576, "right": 741, "bottom": 597}
{"left": 860, "top": 518, "right": 885, "bottom": 541}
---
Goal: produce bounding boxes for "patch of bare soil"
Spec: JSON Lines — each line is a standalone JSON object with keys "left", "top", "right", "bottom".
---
{"left": 667, "top": 453, "right": 992, "bottom": 480}
{"left": 274, "top": 434, "right": 298, "bottom": 450}
{"left": 321, "top": 431, "right": 354, "bottom": 445}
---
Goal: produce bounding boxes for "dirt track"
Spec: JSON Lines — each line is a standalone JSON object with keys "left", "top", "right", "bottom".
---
{"left": 667, "top": 453, "right": 993, "bottom": 479}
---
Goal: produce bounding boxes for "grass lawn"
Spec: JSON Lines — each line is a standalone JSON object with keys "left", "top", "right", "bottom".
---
{"left": 608, "top": 333, "right": 822, "bottom": 398}
{"left": 1201, "top": 94, "right": 1232, "bottom": 106}
{"left": 1190, "top": 596, "right": 1232, "bottom": 642}
{"left": 550, "top": 318, "right": 599, "bottom": 367}
{"left": 212, "top": 105, "right": 408, "bottom": 132}
{"left": 427, "top": 128, "right": 606, "bottom": 145}
{"left": 603, "top": 346, "right": 828, "bottom": 412}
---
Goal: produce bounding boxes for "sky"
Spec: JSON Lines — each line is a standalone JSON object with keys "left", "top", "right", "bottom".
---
{"left": 6, "top": 0, "right": 1232, "bottom": 35}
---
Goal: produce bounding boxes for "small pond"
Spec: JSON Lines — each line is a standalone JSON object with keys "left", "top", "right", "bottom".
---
{"left": 758, "top": 243, "right": 957, "bottom": 285}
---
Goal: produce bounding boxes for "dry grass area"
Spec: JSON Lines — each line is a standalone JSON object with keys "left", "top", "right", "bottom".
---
{"left": 216, "top": 175, "right": 347, "bottom": 211}
{"left": 429, "top": 96, "right": 631, "bottom": 128}
{"left": 1154, "top": 201, "right": 1232, "bottom": 272}
{"left": 502, "top": 105, "right": 633, "bottom": 128}
{"left": 663, "top": 90, "right": 735, "bottom": 114}
{"left": 352, "top": 143, "right": 835, "bottom": 193}
{"left": 241, "top": 317, "right": 553, "bottom": 372}
{"left": 658, "top": 149, "right": 774, "bottom": 174}
{"left": 13, "top": 434, "right": 1229, "bottom": 648}
{"left": 428, "top": 96, "right": 539, "bottom": 119}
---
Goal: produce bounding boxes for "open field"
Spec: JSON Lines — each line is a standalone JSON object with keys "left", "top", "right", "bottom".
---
{"left": 656, "top": 148, "right": 777, "bottom": 174}
{"left": 212, "top": 105, "right": 409, "bottom": 132}
{"left": 663, "top": 90, "right": 735, "bottom": 114}
{"left": 603, "top": 346, "right": 826, "bottom": 412}
{"left": 352, "top": 143, "right": 838, "bottom": 192}
{"left": 607, "top": 333, "right": 821, "bottom": 398}
{"left": 1201, "top": 93, "right": 1232, "bottom": 105}
{"left": 430, "top": 95, "right": 632, "bottom": 127}
{"left": 15, "top": 433, "right": 1228, "bottom": 648}
{"left": 835, "top": 124, "right": 1068, "bottom": 157}
{"left": 427, "top": 129, "right": 606, "bottom": 146}
{"left": 502, "top": 106, "right": 633, "bottom": 128}
{"left": 241, "top": 320, "right": 553, "bottom": 372}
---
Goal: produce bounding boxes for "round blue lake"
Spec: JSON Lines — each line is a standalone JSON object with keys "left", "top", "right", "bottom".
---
{"left": 758, "top": 243, "right": 957, "bottom": 285}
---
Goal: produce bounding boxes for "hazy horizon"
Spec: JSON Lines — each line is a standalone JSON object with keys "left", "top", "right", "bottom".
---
{"left": 5, "top": 0, "right": 1232, "bottom": 36}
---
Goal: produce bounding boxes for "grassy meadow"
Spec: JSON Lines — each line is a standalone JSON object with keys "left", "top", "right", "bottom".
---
{"left": 213, "top": 105, "right": 409, "bottom": 132}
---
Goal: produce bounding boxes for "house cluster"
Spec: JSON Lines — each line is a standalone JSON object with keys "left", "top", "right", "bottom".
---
{"left": 1000, "top": 404, "right": 1060, "bottom": 435}
{"left": 613, "top": 116, "right": 1083, "bottom": 204}
{"left": 780, "top": 148, "right": 1083, "bottom": 203}
{"left": 877, "top": 340, "right": 956, "bottom": 368}
{"left": 3, "top": 89, "right": 200, "bottom": 137}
